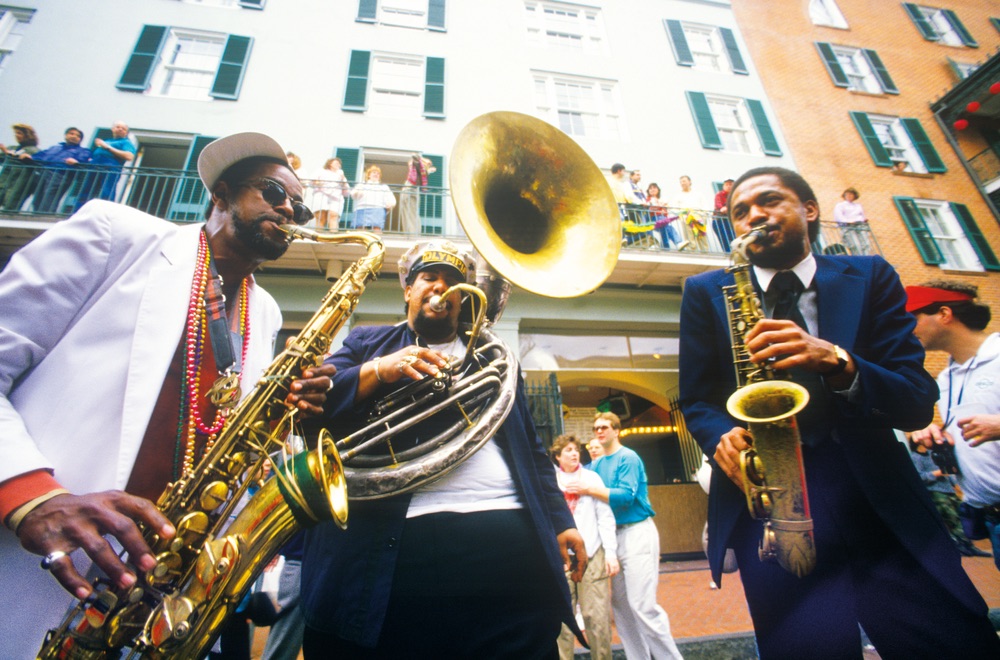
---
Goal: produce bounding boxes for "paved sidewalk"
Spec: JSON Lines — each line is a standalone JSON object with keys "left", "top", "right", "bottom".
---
{"left": 251, "top": 540, "right": 1000, "bottom": 658}
{"left": 575, "top": 539, "right": 1000, "bottom": 658}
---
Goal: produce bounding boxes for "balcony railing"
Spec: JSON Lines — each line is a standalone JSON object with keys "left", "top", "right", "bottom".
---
{"left": 0, "top": 160, "right": 881, "bottom": 258}
{"left": 617, "top": 203, "right": 881, "bottom": 258}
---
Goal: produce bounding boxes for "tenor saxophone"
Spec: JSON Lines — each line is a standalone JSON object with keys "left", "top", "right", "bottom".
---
{"left": 723, "top": 229, "right": 816, "bottom": 578}
{"left": 38, "top": 227, "right": 383, "bottom": 659}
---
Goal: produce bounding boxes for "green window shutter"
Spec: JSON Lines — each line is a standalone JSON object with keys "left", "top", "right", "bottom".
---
{"left": 903, "top": 3, "right": 938, "bottom": 40}
{"left": 863, "top": 49, "right": 898, "bottom": 94}
{"left": 950, "top": 203, "right": 1000, "bottom": 271}
{"left": 210, "top": 35, "right": 252, "bottom": 100}
{"left": 946, "top": 56, "right": 965, "bottom": 80}
{"left": 719, "top": 28, "right": 747, "bottom": 75}
{"left": 992, "top": 18, "right": 1000, "bottom": 34}
{"left": 335, "top": 148, "right": 360, "bottom": 227}
{"left": 117, "top": 25, "right": 167, "bottom": 91}
{"left": 168, "top": 135, "right": 218, "bottom": 221}
{"left": 343, "top": 50, "right": 371, "bottom": 112}
{"left": 428, "top": 0, "right": 446, "bottom": 31}
{"left": 335, "top": 148, "right": 361, "bottom": 184}
{"left": 423, "top": 57, "right": 445, "bottom": 118}
{"left": 664, "top": 20, "right": 694, "bottom": 67}
{"left": 849, "top": 112, "right": 892, "bottom": 167}
{"left": 893, "top": 197, "right": 944, "bottom": 264}
{"left": 900, "top": 118, "right": 946, "bottom": 173}
{"left": 238, "top": 0, "right": 265, "bottom": 9}
{"left": 419, "top": 154, "right": 444, "bottom": 226}
{"left": 358, "top": 0, "right": 377, "bottom": 22}
{"left": 686, "top": 92, "right": 722, "bottom": 150}
{"left": 942, "top": 9, "right": 977, "bottom": 47}
{"left": 90, "top": 127, "right": 113, "bottom": 148}
{"left": 894, "top": 197, "right": 945, "bottom": 265}
{"left": 815, "top": 42, "right": 849, "bottom": 88}
{"left": 746, "top": 99, "right": 781, "bottom": 156}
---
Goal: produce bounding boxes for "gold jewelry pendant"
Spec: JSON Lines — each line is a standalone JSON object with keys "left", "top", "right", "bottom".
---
{"left": 208, "top": 372, "right": 242, "bottom": 410}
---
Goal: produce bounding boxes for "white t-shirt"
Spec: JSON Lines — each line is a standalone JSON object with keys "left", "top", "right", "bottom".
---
{"left": 938, "top": 333, "right": 1000, "bottom": 507}
{"left": 406, "top": 336, "right": 522, "bottom": 518}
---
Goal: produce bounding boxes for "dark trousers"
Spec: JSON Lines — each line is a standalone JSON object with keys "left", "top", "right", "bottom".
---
{"left": 303, "top": 509, "right": 562, "bottom": 660}
{"left": 733, "top": 441, "right": 999, "bottom": 660}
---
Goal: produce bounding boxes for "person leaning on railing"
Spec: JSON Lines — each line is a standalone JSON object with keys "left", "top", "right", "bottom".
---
{"left": 0, "top": 123, "right": 40, "bottom": 211}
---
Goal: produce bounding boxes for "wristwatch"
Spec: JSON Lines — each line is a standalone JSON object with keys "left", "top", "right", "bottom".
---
{"left": 824, "top": 345, "right": 850, "bottom": 377}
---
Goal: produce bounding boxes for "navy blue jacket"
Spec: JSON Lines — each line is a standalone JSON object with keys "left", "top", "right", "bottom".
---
{"left": 679, "top": 255, "right": 986, "bottom": 614}
{"left": 300, "top": 323, "right": 576, "bottom": 647}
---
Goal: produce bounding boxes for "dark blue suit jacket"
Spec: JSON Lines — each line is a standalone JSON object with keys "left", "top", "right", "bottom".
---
{"left": 679, "top": 255, "right": 985, "bottom": 613}
{"left": 299, "top": 322, "right": 576, "bottom": 647}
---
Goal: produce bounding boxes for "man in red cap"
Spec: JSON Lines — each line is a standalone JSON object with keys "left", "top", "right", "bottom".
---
{"left": 908, "top": 280, "right": 1000, "bottom": 570}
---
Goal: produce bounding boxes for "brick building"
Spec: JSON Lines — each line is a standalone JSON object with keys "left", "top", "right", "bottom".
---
{"left": 732, "top": 0, "right": 1000, "bottom": 374}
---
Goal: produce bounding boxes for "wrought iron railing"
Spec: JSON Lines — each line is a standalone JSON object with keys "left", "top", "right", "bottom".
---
{"left": 0, "top": 160, "right": 882, "bottom": 257}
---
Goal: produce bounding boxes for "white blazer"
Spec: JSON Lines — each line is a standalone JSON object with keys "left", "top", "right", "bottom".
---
{"left": 0, "top": 201, "right": 282, "bottom": 657}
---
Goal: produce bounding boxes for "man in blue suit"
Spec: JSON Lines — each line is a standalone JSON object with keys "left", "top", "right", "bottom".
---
{"left": 300, "top": 240, "right": 585, "bottom": 659}
{"left": 679, "top": 167, "right": 999, "bottom": 659}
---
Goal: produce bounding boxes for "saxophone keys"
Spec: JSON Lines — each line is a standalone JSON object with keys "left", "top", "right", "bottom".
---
{"left": 199, "top": 481, "right": 230, "bottom": 511}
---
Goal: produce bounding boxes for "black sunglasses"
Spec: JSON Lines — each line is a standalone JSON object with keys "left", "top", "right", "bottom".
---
{"left": 240, "top": 177, "right": 314, "bottom": 225}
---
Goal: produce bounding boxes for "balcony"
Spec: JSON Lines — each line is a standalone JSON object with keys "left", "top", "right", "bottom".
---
{"left": 0, "top": 161, "right": 880, "bottom": 286}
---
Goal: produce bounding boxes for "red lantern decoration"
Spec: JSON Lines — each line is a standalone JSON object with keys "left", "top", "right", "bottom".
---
{"left": 954, "top": 119, "right": 969, "bottom": 131}
{"left": 966, "top": 101, "right": 981, "bottom": 113}
{"left": 991, "top": 82, "right": 1000, "bottom": 95}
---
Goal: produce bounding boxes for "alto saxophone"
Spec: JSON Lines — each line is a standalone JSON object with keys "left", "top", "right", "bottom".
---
{"left": 723, "top": 229, "right": 816, "bottom": 578}
{"left": 38, "top": 227, "right": 383, "bottom": 659}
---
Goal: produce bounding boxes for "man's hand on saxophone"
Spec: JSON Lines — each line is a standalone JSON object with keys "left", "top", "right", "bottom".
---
{"left": 714, "top": 427, "right": 753, "bottom": 490}
{"left": 744, "top": 318, "right": 856, "bottom": 389}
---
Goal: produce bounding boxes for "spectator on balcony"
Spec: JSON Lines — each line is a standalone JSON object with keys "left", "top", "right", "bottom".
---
{"left": 671, "top": 175, "right": 710, "bottom": 252}
{"left": 73, "top": 121, "right": 136, "bottom": 211}
{"left": 0, "top": 123, "right": 40, "bottom": 211}
{"left": 647, "top": 182, "right": 683, "bottom": 250}
{"left": 713, "top": 179, "right": 736, "bottom": 251}
{"left": 25, "top": 127, "right": 91, "bottom": 214}
{"left": 833, "top": 187, "right": 869, "bottom": 256}
{"left": 350, "top": 164, "right": 395, "bottom": 234}
{"left": 607, "top": 163, "right": 631, "bottom": 207}
{"left": 400, "top": 154, "right": 435, "bottom": 235}
{"left": 312, "top": 157, "right": 350, "bottom": 231}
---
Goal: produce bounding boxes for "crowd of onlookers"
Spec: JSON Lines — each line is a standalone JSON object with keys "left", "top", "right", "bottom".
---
{"left": 607, "top": 163, "right": 737, "bottom": 254}
{"left": 0, "top": 121, "right": 136, "bottom": 214}
{"left": 0, "top": 121, "right": 873, "bottom": 256}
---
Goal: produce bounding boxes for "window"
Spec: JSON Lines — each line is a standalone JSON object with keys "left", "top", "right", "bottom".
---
{"left": 947, "top": 57, "right": 979, "bottom": 80}
{"left": 0, "top": 6, "right": 33, "bottom": 75}
{"left": 686, "top": 92, "right": 781, "bottom": 156}
{"left": 903, "top": 4, "right": 977, "bottom": 47}
{"left": 893, "top": 197, "right": 1000, "bottom": 272}
{"left": 342, "top": 50, "right": 446, "bottom": 119}
{"left": 809, "top": 0, "right": 848, "bottom": 28}
{"left": 850, "top": 112, "right": 945, "bottom": 174}
{"left": 117, "top": 26, "right": 252, "bottom": 101}
{"left": 525, "top": 1, "right": 605, "bottom": 52}
{"left": 664, "top": 20, "right": 748, "bottom": 75}
{"left": 533, "top": 73, "right": 621, "bottom": 140}
{"left": 815, "top": 43, "right": 898, "bottom": 94}
{"left": 357, "top": 0, "right": 446, "bottom": 31}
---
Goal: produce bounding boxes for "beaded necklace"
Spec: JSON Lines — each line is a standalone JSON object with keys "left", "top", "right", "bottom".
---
{"left": 174, "top": 230, "right": 251, "bottom": 478}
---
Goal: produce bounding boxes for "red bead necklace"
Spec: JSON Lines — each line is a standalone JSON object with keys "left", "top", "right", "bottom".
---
{"left": 178, "top": 231, "right": 251, "bottom": 477}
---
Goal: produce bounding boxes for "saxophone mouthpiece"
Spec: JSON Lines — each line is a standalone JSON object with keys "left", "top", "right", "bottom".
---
{"left": 428, "top": 295, "right": 447, "bottom": 312}
{"left": 281, "top": 225, "right": 319, "bottom": 243}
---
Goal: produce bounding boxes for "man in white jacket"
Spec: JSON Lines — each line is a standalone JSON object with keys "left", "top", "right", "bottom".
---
{"left": 552, "top": 434, "right": 619, "bottom": 660}
{"left": 0, "top": 132, "right": 334, "bottom": 658}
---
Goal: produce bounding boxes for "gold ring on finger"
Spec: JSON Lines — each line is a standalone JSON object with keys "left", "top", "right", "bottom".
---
{"left": 409, "top": 348, "right": 420, "bottom": 356}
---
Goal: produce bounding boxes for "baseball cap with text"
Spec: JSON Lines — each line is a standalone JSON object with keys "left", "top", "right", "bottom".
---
{"left": 397, "top": 241, "right": 476, "bottom": 289}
